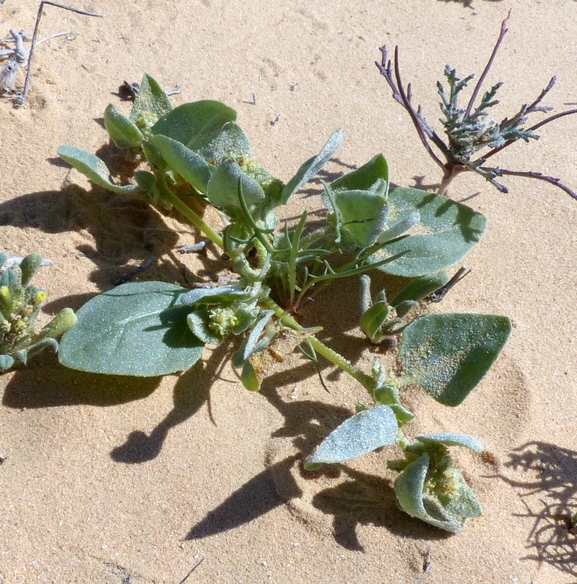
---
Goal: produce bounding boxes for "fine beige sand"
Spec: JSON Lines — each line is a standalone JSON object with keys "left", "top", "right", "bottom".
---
{"left": 1, "top": 1, "right": 577, "bottom": 582}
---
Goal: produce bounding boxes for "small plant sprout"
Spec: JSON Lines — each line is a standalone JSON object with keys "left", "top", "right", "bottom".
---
{"left": 57, "top": 75, "right": 510, "bottom": 531}
{"left": 376, "top": 14, "right": 577, "bottom": 199}
{"left": 0, "top": 252, "right": 77, "bottom": 372}
{"left": 359, "top": 271, "right": 451, "bottom": 344}
{"left": 0, "top": 1, "right": 102, "bottom": 107}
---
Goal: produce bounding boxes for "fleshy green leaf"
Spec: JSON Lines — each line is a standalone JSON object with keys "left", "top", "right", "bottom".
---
{"left": 399, "top": 313, "right": 512, "bottom": 406}
{"left": 207, "top": 161, "right": 265, "bottom": 210}
{"left": 394, "top": 453, "right": 481, "bottom": 532}
{"left": 281, "top": 130, "right": 343, "bottom": 205}
{"left": 416, "top": 433, "right": 484, "bottom": 453}
{"left": 390, "top": 271, "right": 451, "bottom": 306}
{"left": 231, "top": 310, "right": 274, "bottom": 367}
{"left": 19, "top": 253, "right": 43, "bottom": 288}
{"left": 360, "top": 301, "right": 390, "bottom": 343}
{"left": 130, "top": 73, "right": 173, "bottom": 126}
{"left": 40, "top": 308, "right": 77, "bottom": 338}
{"left": 376, "top": 187, "right": 487, "bottom": 276}
{"left": 150, "top": 101, "right": 237, "bottom": 152}
{"left": 394, "top": 454, "right": 434, "bottom": 523}
{"left": 187, "top": 309, "right": 222, "bottom": 345}
{"left": 104, "top": 104, "right": 144, "bottom": 149}
{"left": 209, "top": 121, "right": 252, "bottom": 165}
{"left": 0, "top": 355, "right": 15, "bottom": 371}
{"left": 57, "top": 145, "right": 139, "bottom": 195}
{"left": 241, "top": 360, "right": 261, "bottom": 391}
{"left": 179, "top": 284, "right": 251, "bottom": 307}
{"left": 330, "top": 179, "right": 389, "bottom": 249}
{"left": 331, "top": 153, "right": 389, "bottom": 193}
{"left": 134, "top": 170, "right": 159, "bottom": 203}
{"left": 148, "top": 135, "right": 213, "bottom": 194}
{"left": 304, "top": 405, "right": 398, "bottom": 469}
{"left": 59, "top": 282, "right": 204, "bottom": 376}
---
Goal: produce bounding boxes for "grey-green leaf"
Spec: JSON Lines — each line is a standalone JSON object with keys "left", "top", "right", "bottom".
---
{"left": 207, "top": 161, "right": 265, "bottom": 210}
{"left": 331, "top": 179, "right": 389, "bottom": 249}
{"left": 399, "top": 313, "right": 512, "bottom": 406}
{"left": 179, "top": 284, "right": 250, "bottom": 306}
{"left": 58, "top": 281, "right": 204, "bottom": 376}
{"left": 187, "top": 309, "right": 222, "bottom": 345}
{"left": 360, "top": 301, "right": 390, "bottom": 343}
{"left": 19, "top": 253, "right": 43, "bottom": 288}
{"left": 150, "top": 100, "right": 237, "bottom": 151}
{"left": 0, "top": 355, "right": 15, "bottom": 372}
{"left": 58, "top": 145, "right": 139, "bottom": 195}
{"left": 394, "top": 453, "right": 470, "bottom": 532}
{"left": 376, "top": 187, "right": 487, "bottom": 276}
{"left": 331, "top": 153, "right": 389, "bottom": 193}
{"left": 304, "top": 405, "right": 398, "bottom": 469}
{"left": 209, "top": 121, "right": 252, "bottom": 165}
{"left": 390, "top": 271, "right": 451, "bottom": 306}
{"left": 394, "top": 453, "right": 433, "bottom": 523}
{"left": 104, "top": 104, "right": 144, "bottom": 149}
{"left": 281, "top": 130, "right": 343, "bottom": 205}
{"left": 130, "top": 73, "right": 173, "bottom": 125}
{"left": 416, "top": 433, "right": 484, "bottom": 453}
{"left": 149, "top": 135, "right": 213, "bottom": 194}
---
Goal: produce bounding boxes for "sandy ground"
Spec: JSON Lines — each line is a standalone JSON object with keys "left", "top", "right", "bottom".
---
{"left": 1, "top": 0, "right": 577, "bottom": 582}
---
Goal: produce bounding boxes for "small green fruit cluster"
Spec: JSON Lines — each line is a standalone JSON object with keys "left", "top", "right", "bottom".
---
{"left": 0, "top": 252, "right": 77, "bottom": 372}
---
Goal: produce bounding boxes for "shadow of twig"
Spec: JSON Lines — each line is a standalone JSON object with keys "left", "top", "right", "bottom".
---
{"left": 437, "top": 0, "right": 503, "bottom": 6}
{"left": 502, "top": 441, "right": 577, "bottom": 577}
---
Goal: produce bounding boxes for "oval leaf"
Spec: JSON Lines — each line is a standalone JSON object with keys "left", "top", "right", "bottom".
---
{"left": 58, "top": 145, "right": 139, "bottom": 195}
{"left": 332, "top": 180, "right": 389, "bottom": 249}
{"left": 394, "top": 453, "right": 478, "bottom": 532}
{"left": 207, "top": 161, "right": 265, "bottom": 210}
{"left": 104, "top": 104, "right": 144, "bottom": 149}
{"left": 59, "top": 281, "right": 204, "bottom": 376}
{"left": 130, "top": 73, "right": 173, "bottom": 125}
{"left": 0, "top": 355, "right": 15, "bottom": 372}
{"left": 394, "top": 453, "right": 433, "bottom": 524}
{"left": 377, "top": 187, "right": 487, "bottom": 276}
{"left": 416, "top": 433, "right": 484, "bottom": 453}
{"left": 19, "top": 253, "right": 43, "bottom": 288}
{"left": 360, "top": 301, "right": 390, "bottom": 343}
{"left": 150, "top": 100, "right": 237, "bottom": 151}
{"left": 149, "top": 135, "right": 213, "bottom": 193}
{"left": 209, "top": 121, "right": 252, "bottom": 165}
{"left": 331, "top": 153, "right": 389, "bottom": 193}
{"left": 304, "top": 404, "right": 398, "bottom": 469}
{"left": 399, "top": 313, "right": 512, "bottom": 406}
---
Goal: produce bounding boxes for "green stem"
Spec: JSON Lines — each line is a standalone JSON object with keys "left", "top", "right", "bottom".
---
{"left": 162, "top": 190, "right": 225, "bottom": 250}
{"left": 307, "top": 336, "right": 374, "bottom": 390}
{"left": 259, "top": 296, "right": 374, "bottom": 391}
{"left": 164, "top": 190, "right": 375, "bottom": 395}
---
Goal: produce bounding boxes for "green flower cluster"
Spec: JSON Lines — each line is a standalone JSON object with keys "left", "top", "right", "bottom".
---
{"left": 0, "top": 252, "right": 76, "bottom": 372}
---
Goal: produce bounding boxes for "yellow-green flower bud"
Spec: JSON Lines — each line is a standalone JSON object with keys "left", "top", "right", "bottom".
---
{"left": 42, "top": 308, "right": 77, "bottom": 338}
{"left": 33, "top": 291, "right": 47, "bottom": 305}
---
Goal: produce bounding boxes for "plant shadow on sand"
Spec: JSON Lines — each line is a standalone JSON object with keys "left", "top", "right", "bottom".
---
{"left": 183, "top": 313, "right": 444, "bottom": 548}
{"left": 263, "top": 386, "right": 452, "bottom": 550}
{"left": 187, "top": 382, "right": 452, "bottom": 550}
{"left": 502, "top": 441, "right": 577, "bottom": 578}
{"left": 0, "top": 181, "right": 231, "bottom": 291}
